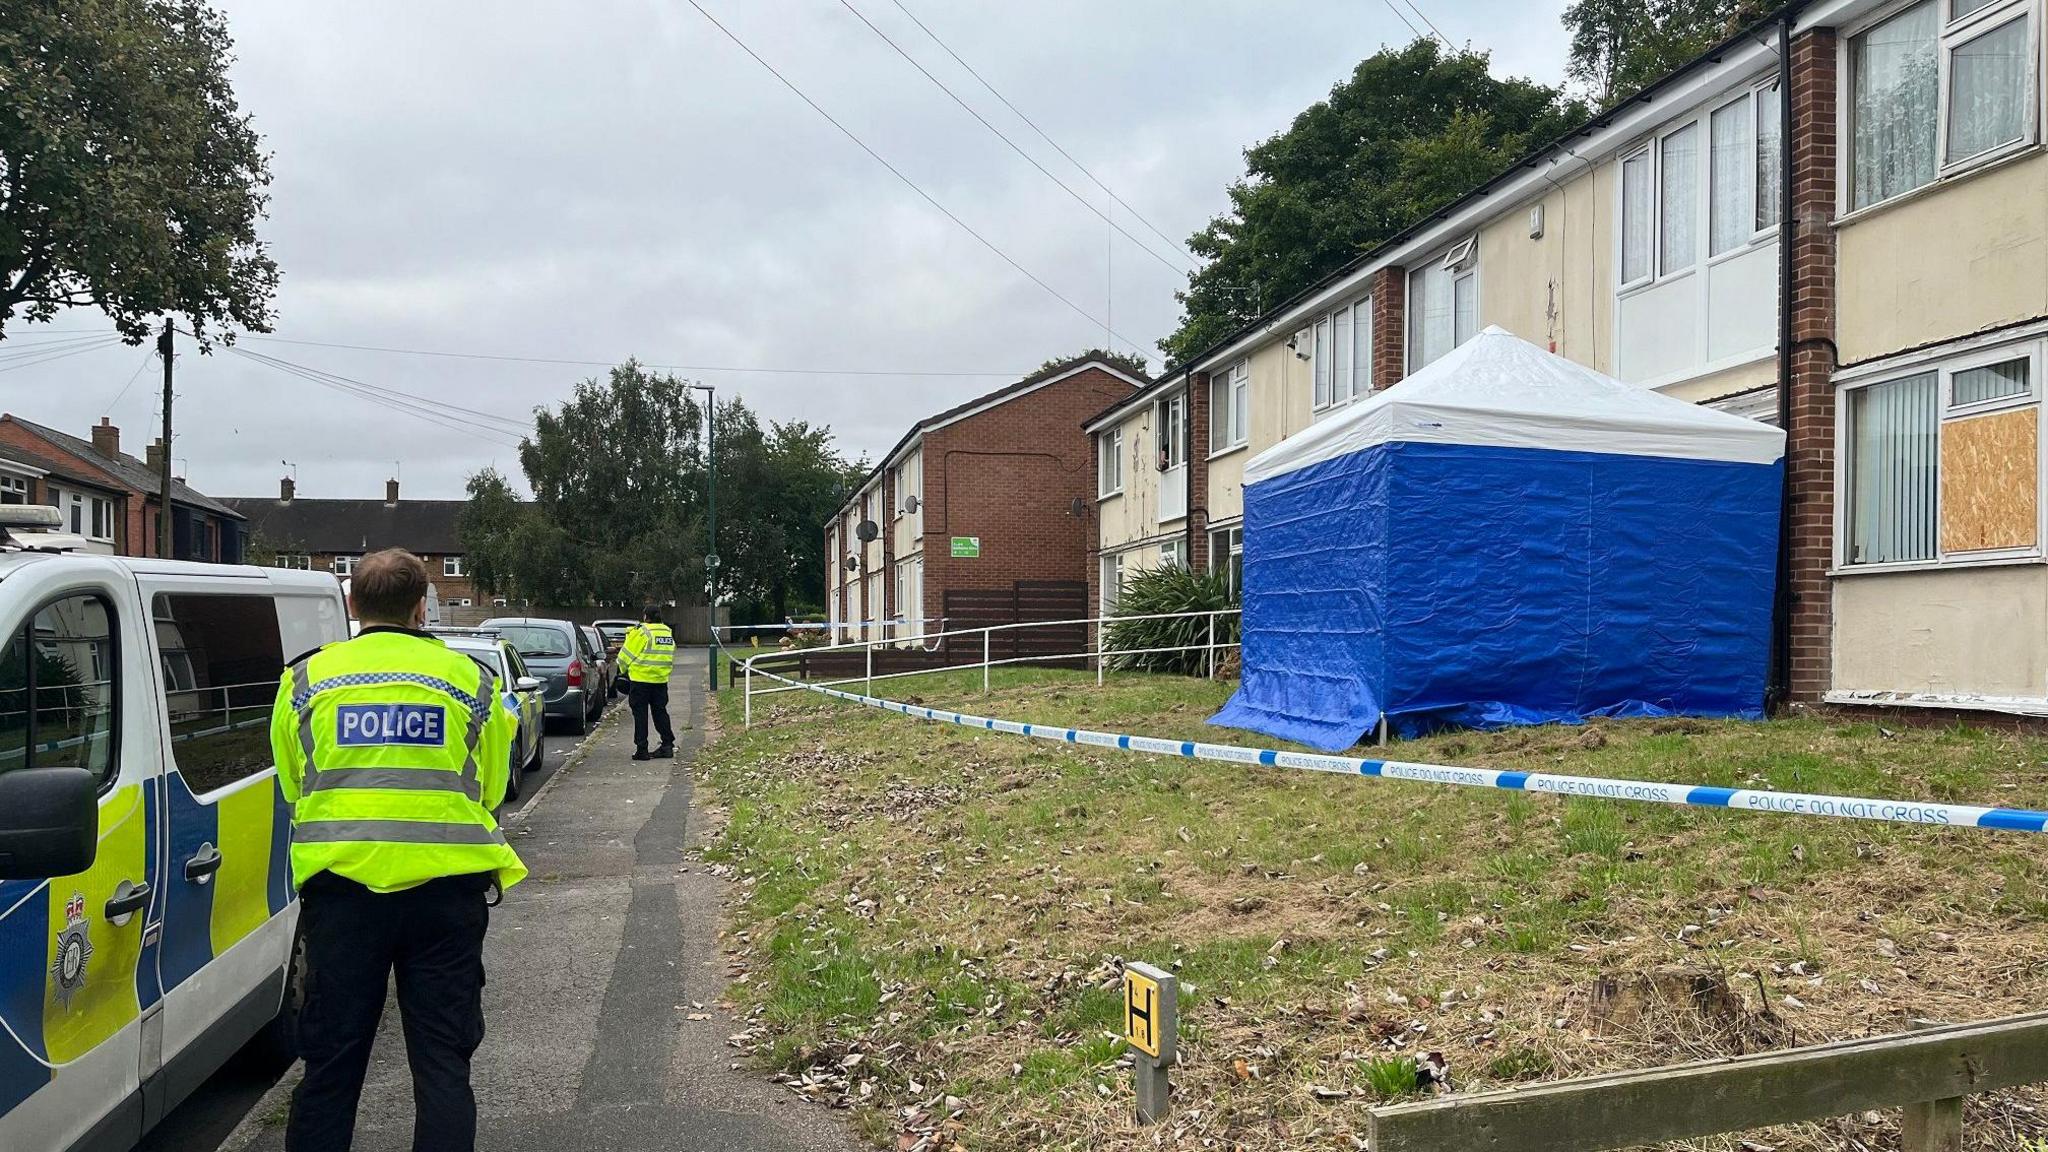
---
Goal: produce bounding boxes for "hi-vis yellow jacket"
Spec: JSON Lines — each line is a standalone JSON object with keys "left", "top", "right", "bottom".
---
{"left": 270, "top": 628, "right": 528, "bottom": 893}
{"left": 619, "top": 621, "right": 676, "bottom": 684}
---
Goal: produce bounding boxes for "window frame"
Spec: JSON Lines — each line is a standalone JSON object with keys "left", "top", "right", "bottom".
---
{"left": 1098, "top": 428, "right": 1125, "bottom": 498}
{"left": 1405, "top": 241, "right": 1480, "bottom": 375}
{"left": 1208, "top": 524, "right": 1245, "bottom": 597}
{"left": 1621, "top": 78, "right": 1785, "bottom": 296}
{"left": 1840, "top": 0, "right": 2041, "bottom": 217}
{"left": 1209, "top": 360, "right": 1250, "bottom": 455}
{"left": 1, "top": 589, "right": 122, "bottom": 793}
{"left": 1160, "top": 538, "right": 1182, "bottom": 568}
{"left": 1311, "top": 298, "right": 1374, "bottom": 415}
{"left": 1100, "top": 550, "right": 1126, "bottom": 615}
{"left": 0, "top": 475, "right": 26, "bottom": 505}
{"left": 1156, "top": 392, "right": 1186, "bottom": 471}
{"left": 1834, "top": 333, "right": 2048, "bottom": 572}
{"left": 332, "top": 555, "right": 360, "bottom": 577}
{"left": 442, "top": 555, "right": 465, "bottom": 578}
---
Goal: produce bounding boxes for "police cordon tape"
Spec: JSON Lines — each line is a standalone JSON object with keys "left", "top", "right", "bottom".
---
{"left": 734, "top": 653, "right": 2048, "bottom": 834}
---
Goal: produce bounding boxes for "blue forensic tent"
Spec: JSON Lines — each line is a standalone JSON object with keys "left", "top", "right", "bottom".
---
{"left": 1209, "top": 327, "right": 1785, "bottom": 751}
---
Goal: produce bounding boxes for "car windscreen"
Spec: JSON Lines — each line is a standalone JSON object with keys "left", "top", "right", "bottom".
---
{"left": 493, "top": 624, "right": 574, "bottom": 658}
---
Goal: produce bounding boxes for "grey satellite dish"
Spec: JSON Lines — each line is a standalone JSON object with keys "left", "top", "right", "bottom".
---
{"left": 902, "top": 495, "right": 920, "bottom": 514}
{"left": 855, "top": 519, "right": 880, "bottom": 542}
{"left": 846, "top": 553, "right": 860, "bottom": 571}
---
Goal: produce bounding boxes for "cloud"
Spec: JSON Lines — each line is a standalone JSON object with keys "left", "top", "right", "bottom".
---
{"left": 0, "top": 0, "right": 1568, "bottom": 500}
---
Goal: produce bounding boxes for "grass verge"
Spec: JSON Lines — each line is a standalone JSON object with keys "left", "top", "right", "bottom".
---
{"left": 698, "top": 667, "right": 2048, "bottom": 1151}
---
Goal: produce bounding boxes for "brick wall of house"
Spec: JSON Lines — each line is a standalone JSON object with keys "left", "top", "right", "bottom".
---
{"left": 1371, "top": 266, "right": 1408, "bottom": 388}
{"left": 1186, "top": 372, "right": 1211, "bottom": 571}
{"left": 920, "top": 367, "right": 1138, "bottom": 628}
{"left": 1784, "top": 28, "right": 1839, "bottom": 702}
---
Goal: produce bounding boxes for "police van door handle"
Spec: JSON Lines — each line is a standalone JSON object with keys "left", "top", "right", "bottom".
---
{"left": 104, "top": 880, "right": 152, "bottom": 922}
{"left": 185, "top": 843, "right": 224, "bottom": 883}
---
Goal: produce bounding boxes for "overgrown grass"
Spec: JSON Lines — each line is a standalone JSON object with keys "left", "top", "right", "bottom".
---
{"left": 700, "top": 667, "right": 2048, "bottom": 1151}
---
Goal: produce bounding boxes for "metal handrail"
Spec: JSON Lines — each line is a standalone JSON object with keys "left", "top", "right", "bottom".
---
{"left": 739, "top": 608, "right": 1241, "bottom": 726}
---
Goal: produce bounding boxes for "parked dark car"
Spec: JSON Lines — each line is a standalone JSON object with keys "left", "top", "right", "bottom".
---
{"left": 577, "top": 624, "right": 614, "bottom": 712}
{"left": 592, "top": 618, "right": 635, "bottom": 654}
{"left": 480, "top": 617, "right": 597, "bottom": 734}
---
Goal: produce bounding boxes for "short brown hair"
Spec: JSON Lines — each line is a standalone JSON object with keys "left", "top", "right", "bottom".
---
{"left": 351, "top": 548, "right": 429, "bottom": 623}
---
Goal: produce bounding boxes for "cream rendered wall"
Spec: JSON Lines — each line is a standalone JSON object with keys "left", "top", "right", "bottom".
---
{"left": 1098, "top": 404, "right": 1163, "bottom": 551}
{"left": 1208, "top": 340, "right": 1310, "bottom": 525}
{"left": 1476, "top": 162, "right": 1615, "bottom": 374}
{"left": 1659, "top": 357, "right": 1779, "bottom": 403}
{"left": 1836, "top": 152, "right": 2048, "bottom": 365}
{"left": 890, "top": 446, "right": 923, "bottom": 558}
{"left": 1833, "top": 567, "right": 2048, "bottom": 699}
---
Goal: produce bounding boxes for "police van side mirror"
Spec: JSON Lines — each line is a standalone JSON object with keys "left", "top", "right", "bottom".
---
{"left": 514, "top": 677, "right": 543, "bottom": 693}
{"left": 0, "top": 767, "right": 99, "bottom": 880}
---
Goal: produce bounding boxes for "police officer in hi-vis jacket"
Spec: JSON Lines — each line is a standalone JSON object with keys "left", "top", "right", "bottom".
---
{"left": 617, "top": 605, "right": 676, "bottom": 761}
{"left": 271, "top": 548, "right": 526, "bottom": 1152}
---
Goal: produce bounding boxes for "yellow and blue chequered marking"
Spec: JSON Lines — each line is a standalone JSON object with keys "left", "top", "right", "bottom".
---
{"left": 0, "top": 770, "right": 294, "bottom": 1120}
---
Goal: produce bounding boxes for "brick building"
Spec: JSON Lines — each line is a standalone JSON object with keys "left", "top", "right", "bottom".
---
{"left": 222, "top": 478, "right": 485, "bottom": 608}
{"left": 0, "top": 415, "right": 244, "bottom": 560}
{"left": 826, "top": 356, "right": 1144, "bottom": 643}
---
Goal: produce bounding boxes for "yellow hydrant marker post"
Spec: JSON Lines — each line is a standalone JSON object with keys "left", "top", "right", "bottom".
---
{"left": 1123, "top": 961, "right": 1176, "bottom": 1124}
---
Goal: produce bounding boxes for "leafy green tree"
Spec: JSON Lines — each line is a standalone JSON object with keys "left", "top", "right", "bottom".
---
{"left": 1563, "top": 0, "right": 1769, "bottom": 106}
{"left": 0, "top": 0, "right": 277, "bottom": 344}
{"left": 1164, "top": 40, "right": 1585, "bottom": 363}
{"left": 1039, "top": 348, "right": 1151, "bottom": 379}
{"left": 455, "top": 468, "right": 529, "bottom": 600}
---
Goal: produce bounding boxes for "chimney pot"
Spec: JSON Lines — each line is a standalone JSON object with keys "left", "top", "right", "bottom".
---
{"left": 145, "top": 438, "right": 165, "bottom": 474}
{"left": 280, "top": 475, "right": 295, "bottom": 503}
{"left": 385, "top": 478, "right": 400, "bottom": 506}
{"left": 90, "top": 418, "right": 120, "bottom": 458}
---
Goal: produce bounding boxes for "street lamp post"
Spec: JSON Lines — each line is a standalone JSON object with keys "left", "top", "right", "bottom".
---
{"left": 692, "top": 383, "right": 718, "bottom": 691}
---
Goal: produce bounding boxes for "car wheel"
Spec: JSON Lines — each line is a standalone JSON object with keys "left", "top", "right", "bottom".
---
{"left": 528, "top": 733, "right": 545, "bottom": 774}
{"left": 504, "top": 747, "right": 524, "bottom": 801}
{"left": 567, "top": 705, "right": 588, "bottom": 736}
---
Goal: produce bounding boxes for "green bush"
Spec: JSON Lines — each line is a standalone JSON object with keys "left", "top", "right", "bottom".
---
{"left": 1100, "top": 565, "right": 1239, "bottom": 675}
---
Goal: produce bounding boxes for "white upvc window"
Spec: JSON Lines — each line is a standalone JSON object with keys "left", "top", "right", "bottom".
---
{"left": 1312, "top": 298, "right": 1374, "bottom": 413}
{"left": 1209, "top": 360, "right": 1249, "bottom": 453}
{"left": 1310, "top": 316, "right": 1332, "bottom": 407}
{"left": 1156, "top": 392, "right": 1186, "bottom": 470}
{"left": 1709, "top": 86, "right": 1788, "bottom": 255}
{"left": 1847, "top": 0, "right": 2037, "bottom": 213}
{"left": 442, "top": 555, "right": 465, "bottom": 577}
{"left": 0, "top": 475, "right": 25, "bottom": 505}
{"left": 274, "top": 553, "right": 311, "bottom": 570}
{"left": 1160, "top": 538, "right": 1182, "bottom": 568}
{"left": 1208, "top": 524, "right": 1244, "bottom": 596}
{"left": 1100, "top": 550, "right": 1126, "bottom": 615}
{"left": 1098, "top": 428, "right": 1124, "bottom": 497}
{"left": 892, "top": 453, "right": 921, "bottom": 523}
{"left": 1407, "top": 240, "right": 1478, "bottom": 373}
{"left": 1839, "top": 335, "right": 2043, "bottom": 568}
{"left": 1624, "top": 80, "right": 1786, "bottom": 287}
{"left": 333, "top": 555, "right": 360, "bottom": 576}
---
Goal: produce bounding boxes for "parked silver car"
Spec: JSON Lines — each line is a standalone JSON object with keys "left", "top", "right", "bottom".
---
{"left": 439, "top": 632, "right": 546, "bottom": 801}
{"left": 481, "top": 616, "right": 597, "bottom": 734}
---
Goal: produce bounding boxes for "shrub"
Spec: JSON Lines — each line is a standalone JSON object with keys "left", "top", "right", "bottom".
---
{"left": 1100, "top": 565, "right": 1239, "bottom": 676}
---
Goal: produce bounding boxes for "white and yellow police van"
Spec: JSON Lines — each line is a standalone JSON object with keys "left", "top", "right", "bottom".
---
{"left": 0, "top": 506, "right": 349, "bottom": 1152}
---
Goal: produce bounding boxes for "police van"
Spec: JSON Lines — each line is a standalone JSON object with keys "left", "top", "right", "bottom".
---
{"left": 0, "top": 505, "right": 349, "bottom": 1152}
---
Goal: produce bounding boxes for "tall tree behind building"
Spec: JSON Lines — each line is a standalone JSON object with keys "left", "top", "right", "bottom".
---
{"left": 1162, "top": 40, "right": 1585, "bottom": 364}
{"left": 0, "top": 0, "right": 277, "bottom": 344}
{"left": 1563, "top": 0, "right": 1770, "bottom": 106}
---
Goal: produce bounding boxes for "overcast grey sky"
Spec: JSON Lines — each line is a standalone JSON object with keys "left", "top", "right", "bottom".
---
{"left": 1, "top": 1, "right": 1572, "bottom": 500}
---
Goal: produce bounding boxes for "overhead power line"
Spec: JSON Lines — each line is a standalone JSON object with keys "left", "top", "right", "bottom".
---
{"left": 1379, "top": 0, "right": 1424, "bottom": 42}
{"left": 885, "top": 0, "right": 1196, "bottom": 265}
{"left": 234, "top": 334, "right": 1029, "bottom": 378}
{"left": 227, "top": 345, "right": 529, "bottom": 449}
{"left": 102, "top": 346, "right": 159, "bottom": 414}
{"left": 837, "top": 0, "right": 1189, "bottom": 277}
{"left": 683, "top": 0, "right": 1154, "bottom": 358}
{"left": 0, "top": 336, "right": 124, "bottom": 374}
{"left": 1399, "top": 0, "right": 1454, "bottom": 47}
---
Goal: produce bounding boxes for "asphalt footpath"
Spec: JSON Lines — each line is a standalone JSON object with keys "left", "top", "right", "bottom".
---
{"left": 240, "top": 669, "right": 862, "bottom": 1152}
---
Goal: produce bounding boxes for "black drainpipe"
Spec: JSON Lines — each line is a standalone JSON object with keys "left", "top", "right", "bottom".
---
{"left": 1767, "top": 10, "right": 1795, "bottom": 714}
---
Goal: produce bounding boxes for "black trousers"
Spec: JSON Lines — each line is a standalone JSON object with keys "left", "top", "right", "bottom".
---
{"left": 628, "top": 679, "right": 674, "bottom": 753}
{"left": 287, "top": 871, "right": 492, "bottom": 1152}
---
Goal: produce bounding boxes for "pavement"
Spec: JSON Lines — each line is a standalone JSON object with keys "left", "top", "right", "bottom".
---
{"left": 218, "top": 672, "right": 863, "bottom": 1152}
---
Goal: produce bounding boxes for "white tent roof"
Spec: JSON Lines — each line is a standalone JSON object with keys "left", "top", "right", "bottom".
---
{"left": 1244, "top": 327, "right": 1786, "bottom": 485}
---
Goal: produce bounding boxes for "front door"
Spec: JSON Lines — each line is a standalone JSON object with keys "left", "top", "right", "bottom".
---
{"left": 0, "top": 578, "right": 154, "bottom": 1152}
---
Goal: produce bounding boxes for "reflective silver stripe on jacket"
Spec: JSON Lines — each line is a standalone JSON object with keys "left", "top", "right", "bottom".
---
{"left": 306, "top": 768, "right": 480, "bottom": 800}
{"left": 291, "top": 663, "right": 320, "bottom": 789}
{"left": 290, "top": 819, "right": 510, "bottom": 847}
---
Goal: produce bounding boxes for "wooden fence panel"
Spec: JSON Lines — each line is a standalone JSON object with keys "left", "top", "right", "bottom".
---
{"left": 1369, "top": 1012, "right": 2048, "bottom": 1152}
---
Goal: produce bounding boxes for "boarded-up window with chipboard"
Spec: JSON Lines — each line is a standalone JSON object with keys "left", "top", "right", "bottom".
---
{"left": 1939, "top": 355, "right": 2037, "bottom": 554}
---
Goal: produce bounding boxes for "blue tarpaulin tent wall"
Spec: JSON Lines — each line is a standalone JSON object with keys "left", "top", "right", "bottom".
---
{"left": 1209, "top": 328, "right": 1786, "bottom": 751}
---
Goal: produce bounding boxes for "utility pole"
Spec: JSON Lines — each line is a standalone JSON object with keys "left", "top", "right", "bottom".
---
{"left": 157, "top": 320, "right": 174, "bottom": 558}
{"left": 690, "top": 383, "right": 719, "bottom": 690}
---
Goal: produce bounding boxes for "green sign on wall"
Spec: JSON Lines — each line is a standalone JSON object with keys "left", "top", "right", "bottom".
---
{"left": 950, "top": 536, "right": 981, "bottom": 558}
